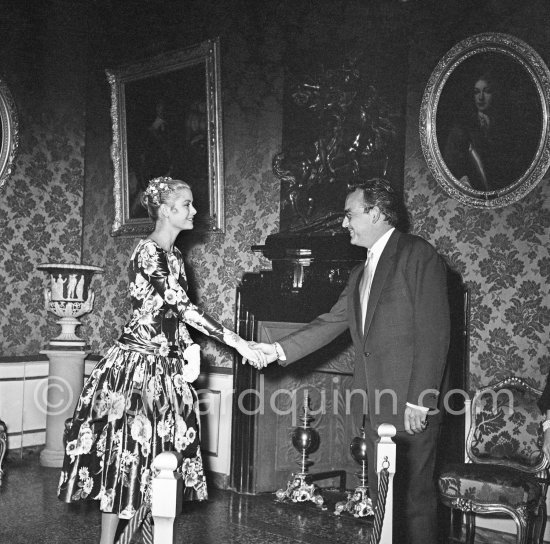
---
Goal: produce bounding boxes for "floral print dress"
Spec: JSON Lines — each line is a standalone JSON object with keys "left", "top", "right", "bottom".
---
{"left": 58, "top": 239, "right": 234, "bottom": 519}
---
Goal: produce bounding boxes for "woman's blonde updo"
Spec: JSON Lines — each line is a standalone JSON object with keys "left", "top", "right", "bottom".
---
{"left": 141, "top": 176, "right": 191, "bottom": 220}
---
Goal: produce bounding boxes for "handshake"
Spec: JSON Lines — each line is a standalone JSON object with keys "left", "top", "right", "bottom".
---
{"left": 238, "top": 341, "right": 280, "bottom": 369}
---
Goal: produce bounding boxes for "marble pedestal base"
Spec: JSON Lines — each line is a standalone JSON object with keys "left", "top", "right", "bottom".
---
{"left": 39, "top": 349, "right": 89, "bottom": 468}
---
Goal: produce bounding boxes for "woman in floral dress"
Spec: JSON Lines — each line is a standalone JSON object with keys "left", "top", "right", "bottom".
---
{"left": 58, "top": 177, "right": 266, "bottom": 544}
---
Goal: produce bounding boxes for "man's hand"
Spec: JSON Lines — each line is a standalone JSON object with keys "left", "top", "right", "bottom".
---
{"left": 248, "top": 342, "right": 279, "bottom": 364}
{"left": 404, "top": 405, "right": 428, "bottom": 435}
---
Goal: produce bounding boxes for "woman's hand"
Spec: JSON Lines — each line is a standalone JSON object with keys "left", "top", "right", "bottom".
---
{"left": 221, "top": 328, "right": 269, "bottom": 369}
{"left": 247, "top": 342, "right": 279, "bottom": 364}
{"left": 236, "top": 340, "right": 268, "bottom": 369}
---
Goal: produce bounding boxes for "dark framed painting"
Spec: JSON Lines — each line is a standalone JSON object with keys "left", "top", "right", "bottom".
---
{"left": 0, "top": 74, "right": 18, "bottom": 190}
{"left": 420, "top": 33, "right": 550, "bottom": 207}
{"left": 106, "top": 38, "right": 224, "bottom": 236}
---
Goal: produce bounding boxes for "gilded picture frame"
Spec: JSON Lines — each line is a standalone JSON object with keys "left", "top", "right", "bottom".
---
{"left": 420, "top": 33, "right": 550, "bottom": 208}
{"left": 107, "top": 38, "right": 224, "bottom": 235}
{"left": 0, "top": 75, "right": 19, "bottom": 191}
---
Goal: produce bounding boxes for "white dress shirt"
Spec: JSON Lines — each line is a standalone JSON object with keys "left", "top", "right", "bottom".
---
{"left": 360, "top": 227, "right": 395, "bottom": 329}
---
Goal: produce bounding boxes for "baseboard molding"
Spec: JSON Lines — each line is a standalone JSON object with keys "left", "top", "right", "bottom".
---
{"left": 6, "top": 444, "right": 43, "bottom": 462}
{"left": 206, "top": 470, "right": 230, "bottom": 490}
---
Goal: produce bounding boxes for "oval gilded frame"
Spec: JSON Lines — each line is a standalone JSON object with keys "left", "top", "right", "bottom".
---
{"left": 0, "top": 75, "right": 18, "bottom": 190}
{"left": 420, "top": 33, "right": 550, "bottom": 208}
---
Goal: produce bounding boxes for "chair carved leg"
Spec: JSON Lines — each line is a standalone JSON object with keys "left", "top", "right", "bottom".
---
{"left": 0, "top": 419, "right": 7, "bottom": 488}
{"left": 464, "top": 511, "right": 475, "bottom": 544}
{"left": 515, "top": 522, "right": 527, "bottom": 544}
{"left": 511, "top": 508, "right": 529, "bottom": 544}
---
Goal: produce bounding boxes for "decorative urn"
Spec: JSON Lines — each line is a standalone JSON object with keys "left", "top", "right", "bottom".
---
{"left": 37, "top": 263, "right": 103, "bottom": 348}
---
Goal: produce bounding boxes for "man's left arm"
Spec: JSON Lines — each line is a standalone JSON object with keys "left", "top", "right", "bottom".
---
{"left": 407, "top": 246, "right": 451, "bottom": 413}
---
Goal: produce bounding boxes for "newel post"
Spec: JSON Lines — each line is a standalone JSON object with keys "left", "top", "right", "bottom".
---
{"left": 152, "top": 451, "right": 183, "bottom": 543}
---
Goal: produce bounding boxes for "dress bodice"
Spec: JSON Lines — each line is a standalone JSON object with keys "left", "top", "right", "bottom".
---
{"left": 118, "top": 239, "right": 225, "bottom": 356}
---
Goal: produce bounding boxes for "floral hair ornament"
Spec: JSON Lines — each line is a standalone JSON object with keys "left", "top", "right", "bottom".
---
{"left": 144, "top": 176, "right": 174, "bottom": 206}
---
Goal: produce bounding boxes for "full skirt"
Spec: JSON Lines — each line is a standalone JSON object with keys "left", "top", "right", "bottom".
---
{"left": 57, "top": 344, "right": 207, "bottom": 519}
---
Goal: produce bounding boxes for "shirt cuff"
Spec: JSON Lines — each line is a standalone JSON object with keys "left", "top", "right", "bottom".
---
{"left": 273, "top": 342, "right": 286, "bottom": 361}
{"left": 406, "top": 402, "right": 429, "bottom": 412}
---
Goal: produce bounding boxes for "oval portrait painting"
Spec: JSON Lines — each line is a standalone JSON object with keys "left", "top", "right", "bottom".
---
{"left": 420, "top": 33, "right": 550, "bottom": 207}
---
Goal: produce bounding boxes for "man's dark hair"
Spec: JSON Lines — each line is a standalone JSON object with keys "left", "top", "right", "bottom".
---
{"left": 348, "top": 178, "right": 410, "bottom": 232}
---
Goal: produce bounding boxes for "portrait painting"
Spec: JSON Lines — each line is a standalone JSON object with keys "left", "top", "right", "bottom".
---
{"left": 107, "top": 38, "right": 224, "bottom": 236}
{"left": 420, "top": 33, "right": 550, "bottom": 207}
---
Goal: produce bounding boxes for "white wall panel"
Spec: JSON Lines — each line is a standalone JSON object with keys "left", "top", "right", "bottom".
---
{"left": 195, "top": 372, "right": 234, "bottom": 476}
{"left": 0, "top": 360, "right": 48, "bottom": 449}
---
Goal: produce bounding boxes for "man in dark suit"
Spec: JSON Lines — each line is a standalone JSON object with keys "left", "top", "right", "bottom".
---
{"left": 252, "top": 179, "right": 450, "bottom": 544}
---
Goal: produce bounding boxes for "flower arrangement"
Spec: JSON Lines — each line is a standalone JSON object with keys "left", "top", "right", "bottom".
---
{"left": 144, "top": 176, "right": 174, "bottom": 206}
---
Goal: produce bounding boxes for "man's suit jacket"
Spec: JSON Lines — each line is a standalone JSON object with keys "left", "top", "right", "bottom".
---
{"left": 278, "top": 230, "right": 451, "bottom": 431}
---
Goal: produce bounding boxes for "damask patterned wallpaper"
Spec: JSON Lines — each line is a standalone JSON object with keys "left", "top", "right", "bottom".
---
{"left": 0, "top": 9, "right": 87, "bottom": 356}
{"left": 404, "top": 11, "right": 550, "bottom": 393}
{"left": 0, "top": 113, "right": 85, "bottom": 356}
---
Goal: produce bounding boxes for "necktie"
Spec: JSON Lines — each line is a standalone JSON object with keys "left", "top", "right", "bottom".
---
{"left": 359, "top": 251, "right": 373, "bottom": 330}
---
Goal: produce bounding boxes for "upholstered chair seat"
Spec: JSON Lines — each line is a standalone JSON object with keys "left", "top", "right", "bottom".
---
{"left": 439, "top": 462, "right": 542, "bottom": 510}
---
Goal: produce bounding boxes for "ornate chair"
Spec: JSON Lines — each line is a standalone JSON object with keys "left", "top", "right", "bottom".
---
{"left": 0, "top": 418, "right": 7, "bottom": 488}
{"left": 438, "top": 376, "right": 550, "bottom": 544}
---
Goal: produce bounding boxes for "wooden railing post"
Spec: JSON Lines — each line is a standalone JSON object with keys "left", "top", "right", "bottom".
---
{"left": 151, "top": 452, "right": 183, "bottom": 544}
{"left": 376, "top": 423, "right": 396, "bottom": 544}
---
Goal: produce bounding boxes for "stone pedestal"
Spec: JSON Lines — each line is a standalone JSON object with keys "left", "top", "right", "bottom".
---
{"left": 38, "top": 349, "right": 89, "bottom": 467}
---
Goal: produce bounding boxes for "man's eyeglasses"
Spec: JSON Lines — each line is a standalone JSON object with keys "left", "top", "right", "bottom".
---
{"left": 343, "top": 206, "right": 373, "bottom": 221}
